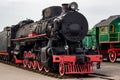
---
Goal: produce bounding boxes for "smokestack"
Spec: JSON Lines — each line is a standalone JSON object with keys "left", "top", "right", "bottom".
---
{"left": 61, "top": 4, "right": 69, "bottom": 13}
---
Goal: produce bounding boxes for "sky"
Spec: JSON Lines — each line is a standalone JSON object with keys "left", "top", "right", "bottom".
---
{"left": 0, "top": 0, "right": 120, "bottom": 31}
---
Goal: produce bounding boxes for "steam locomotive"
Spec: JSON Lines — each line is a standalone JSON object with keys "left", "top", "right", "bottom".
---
{"left": 0, "top": 2, "right": 102, "bottom": 75}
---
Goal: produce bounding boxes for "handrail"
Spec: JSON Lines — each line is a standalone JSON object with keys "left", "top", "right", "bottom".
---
{"left": 109, "top": 32, "right": 120, "bottom": 41}
{"left": 99, "top": 32, "right": 120, "bottom": 42}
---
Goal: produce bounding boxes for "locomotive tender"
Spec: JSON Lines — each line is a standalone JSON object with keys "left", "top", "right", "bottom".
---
{"left": 0, "top": 2, "right": 102, "bottom": 75}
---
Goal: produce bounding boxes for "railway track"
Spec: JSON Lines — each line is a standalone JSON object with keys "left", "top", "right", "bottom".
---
{"left": 0, "top": 60, "right": 115, "bottom": 80}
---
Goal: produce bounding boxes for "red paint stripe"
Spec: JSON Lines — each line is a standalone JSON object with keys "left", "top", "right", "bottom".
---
{"left": 86, "top": 55, "right": 102, "bottom": 62}
{"left": 100, "top": 41, "right": 120, "bottom": 44}
{"left": 13, "top": 55, "right": 23, "bottom": 64}
{"left": 11, "top": 34, "right": 46, "bottom": 41}
{"left": 0, "top": 52, "right": 9, "bottom": 55}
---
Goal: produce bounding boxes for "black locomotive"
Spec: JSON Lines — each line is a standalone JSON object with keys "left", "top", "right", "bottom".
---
{"left": 0, "top": 2, "right": 102, "bottom": 75}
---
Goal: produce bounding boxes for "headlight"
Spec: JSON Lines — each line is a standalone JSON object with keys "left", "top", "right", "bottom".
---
{"left": 69, "top": 2, "right": 78, "bottom": 11}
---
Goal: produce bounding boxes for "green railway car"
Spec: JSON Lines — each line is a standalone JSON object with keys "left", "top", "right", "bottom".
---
{"left": 84, "top": 15, "right": 120, "bottom": 62}
{"left": 83, "top": 28, "right": 96, "bottom": 49}
{"left": 96, "top": 15, "right": 120, "bottom": 43}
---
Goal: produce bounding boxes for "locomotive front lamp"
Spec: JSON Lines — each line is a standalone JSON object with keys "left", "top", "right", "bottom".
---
{"left": 69, "top": 2, "right": 78, "bottom": 11}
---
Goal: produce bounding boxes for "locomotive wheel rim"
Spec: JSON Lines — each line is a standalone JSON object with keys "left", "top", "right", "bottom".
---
{"left": 28, "top": 62, "right": 32, "bottom": 68}
{"left": 59, "top": 63, "right": 65, "bottom": 76}
{"left": 109, "top": 52, "right": 116, "bottom": 62}
{"left": 32, "top": 61, "right": 37, "bottom": 70}
{"left": 33, "top": 64, "right": 37, "bottom": 70}
{"left": 23, "top": 60, "right": 27, "bottom": 68}
{"left": 44, "top": 67, "right": 49, "bottom": 73}
{"left": 33, "top": 66, "right": 36, "bottom": 70}
{"left": 37, "top": 62, "right": 43, "bottom": 71}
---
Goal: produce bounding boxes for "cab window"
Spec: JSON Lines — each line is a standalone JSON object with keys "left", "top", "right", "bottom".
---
{"left": 110, "top": 24, "right": 114, "bottom": 32}
{"left": 100, "top": 26, "right": 108, "bottom": 33}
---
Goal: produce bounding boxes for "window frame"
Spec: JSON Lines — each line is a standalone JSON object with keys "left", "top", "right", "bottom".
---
{"left": 100, "top": 26, "right": 108, "bottom": 34}
{"left": 110, "top": 24, "right": 114, "bottom": 32}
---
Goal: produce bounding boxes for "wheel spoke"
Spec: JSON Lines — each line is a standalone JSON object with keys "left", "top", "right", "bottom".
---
{"left": 59, "top": 63, "right": 65, "bottom": 76}
{"left": 109, "top": 51, "right": 116, "bottom": 63}
{"left": 32, "top": 61, "right": 37, "bottom": 70}
{"left": 23, "top": 60, "right": 27, "bottom": 68}
{"left": 37, "top": 62, "right": 43, "bottom": 71}
{"left": 28, "top": 61, "right": 33, "bottom": 68}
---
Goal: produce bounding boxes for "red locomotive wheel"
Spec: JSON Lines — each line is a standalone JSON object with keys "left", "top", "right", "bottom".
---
{"left": 108, "top": 51, "right": 117, "bottom": 63}
{"left": 33, "top": 65, "right": 37, "bottom": 70}
{"left": 44, "top": 67, "right": 49, "bottom": 73}
{"left": 23, "top": 60, "right": 27, "bottom": 68}
{"left": 28, "top": 61, "right": 33, "bottom": 68}
{"left": 37, "top": 62, "right": 43, "bottom": 71}
{"left": 59, "top": 63, "right": 65, "bottom": 76}
{"left": 32, "top": 61, "right": 37, "bottom": 70}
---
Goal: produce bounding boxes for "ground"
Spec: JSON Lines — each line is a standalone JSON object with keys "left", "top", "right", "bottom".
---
{"left": 0, "top": 60, "right": 120, "bottom": 80}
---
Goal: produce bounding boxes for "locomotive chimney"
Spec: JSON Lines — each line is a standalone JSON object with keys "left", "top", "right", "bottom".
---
{"left": 62, "top": 4, "right": 69, "bottom": 14}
